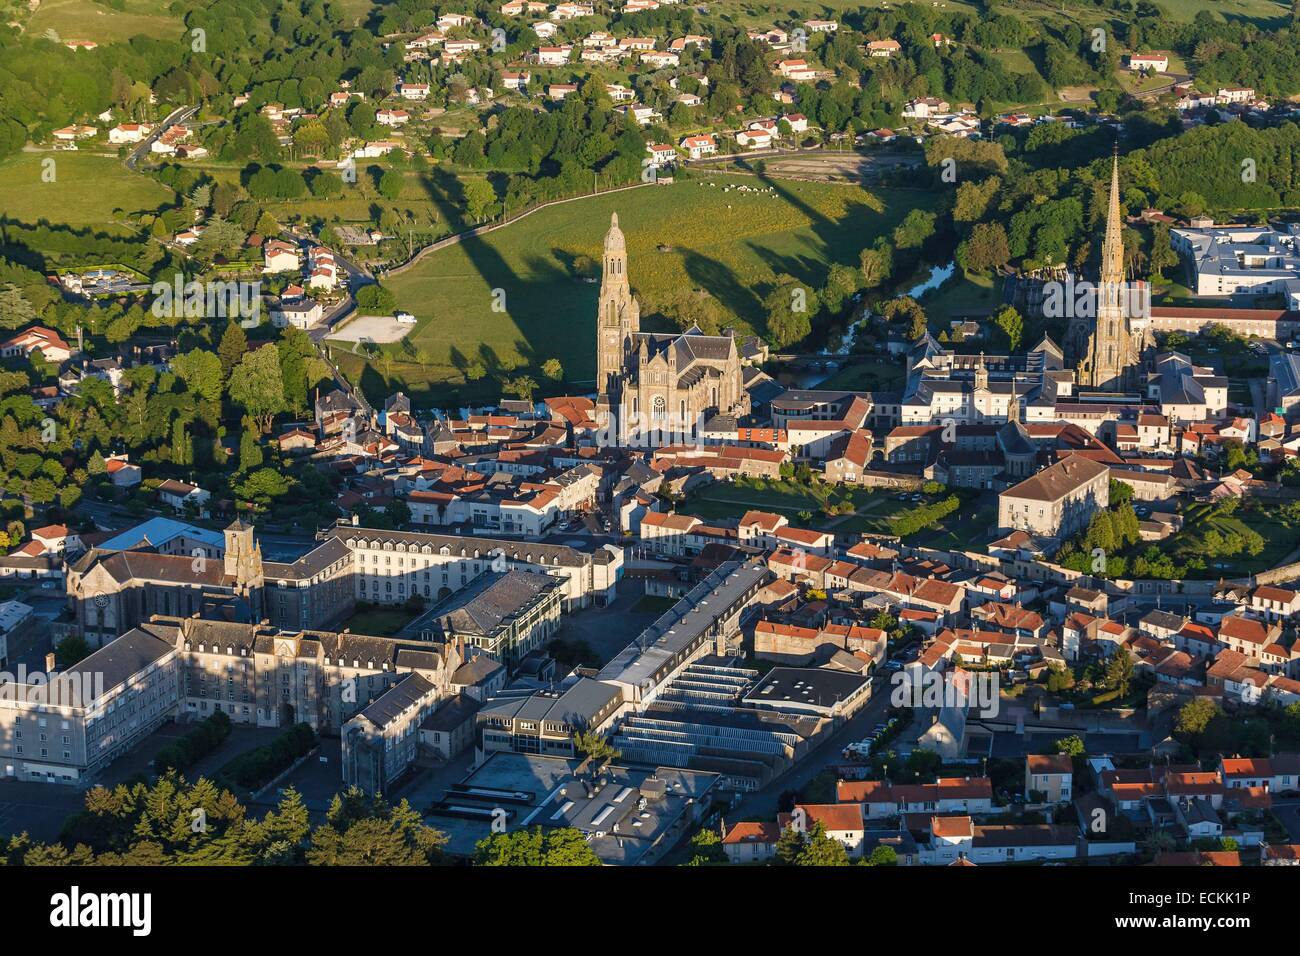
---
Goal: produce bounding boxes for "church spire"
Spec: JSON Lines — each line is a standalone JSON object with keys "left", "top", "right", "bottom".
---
{"left": 1101, "top": 144, "right": 1124, "bottom": 285}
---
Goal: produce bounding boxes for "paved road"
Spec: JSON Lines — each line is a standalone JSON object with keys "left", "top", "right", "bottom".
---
{"left": 125, "top": 104, "right": 196, "bottom": 170}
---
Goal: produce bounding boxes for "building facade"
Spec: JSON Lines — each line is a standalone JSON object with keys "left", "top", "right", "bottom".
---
{"left": 594, "top": 213, "right": 749, "bottom": 445}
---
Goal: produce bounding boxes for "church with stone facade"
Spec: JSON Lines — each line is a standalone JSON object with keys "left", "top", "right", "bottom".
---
{"left": 594, "top": 212, "right": 749, "bottom": 445}
{"left": 1065, "top": 150, "right": 1152, "bottom": 390}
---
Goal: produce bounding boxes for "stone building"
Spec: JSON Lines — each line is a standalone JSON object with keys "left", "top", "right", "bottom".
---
{"left": 594, "top": 212, "right": 749, "bottom": 445}
{"left": 66, "top": 521, "right": 265, "bottom": 647}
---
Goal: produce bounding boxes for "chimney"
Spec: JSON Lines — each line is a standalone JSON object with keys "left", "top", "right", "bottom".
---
{"left": 45, "top": 652, "right": 56, "bottom": 672}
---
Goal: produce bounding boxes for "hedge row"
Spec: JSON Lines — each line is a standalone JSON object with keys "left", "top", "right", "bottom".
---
{"left": 890, "top": 494, "right": 961, "bottom": 538}
{"left": 154, "top": 710, "right": 232, "bottom": 773}
{"left": 221, "top": 722, "right": 317, "bottom": 790}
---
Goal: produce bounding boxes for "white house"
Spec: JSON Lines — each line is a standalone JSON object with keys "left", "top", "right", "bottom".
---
{"left": 108, "top": 123, "right": 151, "bottom": 145}
{"left": 536, "top": 45, "right": 573, "bottom": 64}
{"left": 397, "top": 82, "right": 430, "bottom": 100}
{"left": 680, "top": 134, "right": 717, "bottom": 159}
{"left": 157, "top": 480, "right": 211, "bottom": 512}
{"left": 1128, "top": 52, "right": 1169, "bottom": 72}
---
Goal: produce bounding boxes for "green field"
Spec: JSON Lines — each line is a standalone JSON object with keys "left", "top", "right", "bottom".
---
{"left": 814, "top": 358, "right": 905, "bottom": 392}
{"left": 26, "top": 0, "right": 182, "bottom": 42}
{"left": 339, "top": 604, "right": 421, "bottom": 637}
{"left": 359, "top": 173, "right": 933, "bottom": 406}
{"left": 678, "top": 478, "right": 915, "bottom": 531}
{"left": 0, "top": 152, "right": 175, "bottom": 230}
{"left": 1167, "top": 503, "right": 1300, "bottom": 577}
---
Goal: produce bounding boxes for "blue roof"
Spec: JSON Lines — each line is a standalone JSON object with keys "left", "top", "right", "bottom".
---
{"left": 98, "top": 517, "right": 226, "bottom": 553}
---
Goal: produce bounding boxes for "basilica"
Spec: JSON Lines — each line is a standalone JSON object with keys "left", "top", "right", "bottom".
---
{"left": 594, "top": 213, "right": 749, "bottom": 445}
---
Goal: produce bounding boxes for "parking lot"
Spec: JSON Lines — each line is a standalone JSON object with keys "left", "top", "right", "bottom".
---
{"left": 0, "top": 780, "right": 87, "bottom": 842}
{"left": 326, "top": 313, "right": 414, "bottom": 345}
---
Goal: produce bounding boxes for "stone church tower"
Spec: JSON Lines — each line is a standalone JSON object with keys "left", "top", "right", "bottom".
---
{"left": 224, "top": 519, "right": 265, "bottom": 622}
{"left": 596, "top": 212, "right": 640, "bottom": 398}
{"left": 1069, "top": 148, "right": 1148, "bottom": 390}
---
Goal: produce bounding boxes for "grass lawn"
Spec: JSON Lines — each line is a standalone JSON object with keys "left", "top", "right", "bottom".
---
{"left": 1167, "top": 503, "right": 1300, "bottom": 577}
{"left": 26, "top": 0, "right": 182, "bottom": 41}
{"left": 339, "top": 605, "right": 421, "bottom": 637}
{"left": 678, "top": 478, "right": 915, "bottom": 531}
{"left": 816, "top": 357, "right": 905, "bottom": 392}
{"left": 351, "top": 173, "right": 934, "bottom": 407}
{"left": 631, "top": 594, "right": 678, "bottom": 615}
{"left": 920, "top": 269, "right": 1001, "bottom": 326}
{"left": 834, "top": 492, "right": 994, "bottom": 547}
{"left": 0, "top": 151, "right": 175, "bottom": 230}
{"left": 912, "top": 498, "right": 999, "bottom": 551}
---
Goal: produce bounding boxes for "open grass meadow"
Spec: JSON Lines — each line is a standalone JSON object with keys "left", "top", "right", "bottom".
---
{"left": 25, "top": 0, "right": 182, "bottom": 42}
{"left": 0, "top": 151, "right": 176, "bottom": 231}
{"left": 354, "top": 173, "right": 934, "bottom": 406}
{"left": 1166, "top": 502, "right": 1300, "bottom": 578}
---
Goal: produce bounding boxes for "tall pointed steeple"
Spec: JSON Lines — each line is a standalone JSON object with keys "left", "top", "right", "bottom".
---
{"left": 1069, "top": 142, "right": 1144, "bottom": 391}
{"left": 1100, "top": 144, "right": 1125, "bottom": 285}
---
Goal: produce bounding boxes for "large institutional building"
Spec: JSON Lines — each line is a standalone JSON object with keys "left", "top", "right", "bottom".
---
{"left": 0, "top": 615, "right": 467, "bottom": 785}
{"left": 67, "top": 522, "right": 623, "bottom": 644}
{"left": 594, "top": 212, "right": 749, "bottom": 444}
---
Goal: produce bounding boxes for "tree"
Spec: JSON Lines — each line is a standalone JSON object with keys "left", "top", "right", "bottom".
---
{"left": 541, "top": 358, "right": 563, "bottom": 381}
{"left": 685, "top": 828, "right": 727, "bottom": 866}
{"left": 194, "top": 217, "right": 247, "bottom": 261}
{"left": 239, "top": 427, "right": 264, "bottom": 472}
{"left": 501, "top": 375, "right": 538, "bottom": 402}
{"left": 993, "top": 305, "right": 1024, "bottom": 351}
{"left": 883, "top": 297, "right": 928, "bottom": 340}
{"left": 1056, "top": 735, "right": 1086, "bottom": 757}
{"left": 474, "top": 827, "right": 601, "bottom": 866}
{"left": 864, "top": 845, "right": 898, "bottom": 866}
{"left": 54, "top": 634, "right": 90, "bottom": 668}
{"left": 218, "top": 322, "right": 249, "bottom": 376}
{"left": 796, "top": 822, "right": 849, "bottom": 866}
{"left": 463, "top": 178, "right": 496, "bottom": 222}
{"left": 255, "top": 210, "right": 281, "bottom": 238}
{"left": 171, "top": 417, "right": 192, "bottom": 467}
{"left": 893, "top": 209, "right": 937, "bottom": 252}
{"left": 1106, "top": 651, "right": 1134, "bottom": 696}
{"left": 859, "top": 243, "right": 893, "bottom": 290}
{"left": 378, "top": 169, "right": 404, "bottom": 201}
{"left": 227, "top": 345, "right": 287, "bottom": 433}
{"left": 765, "top": 280, "right": 818, "bottom": 349}
{"left": 1176, "top": 698, "right": 1220, "bottom": 740}
{"left": 307, "top": 788, "right": 446, "bottom": 865}
{"left": 172, "top": 348, "right": 224, "bottom": 403}
{"left": 356, "top": 284, "right": 397, "bottom": 314}
{"left": 960, "top": 221, "right": 1011, "bottom": 274}
{"left": 573, "top": 731, "right": 620, "bottom": 763}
